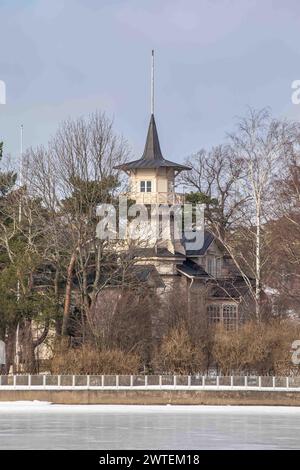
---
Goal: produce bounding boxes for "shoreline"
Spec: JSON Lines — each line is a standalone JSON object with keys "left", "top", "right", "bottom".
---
{"left": 1, "top": 389, "right": 300, "bottom": 406}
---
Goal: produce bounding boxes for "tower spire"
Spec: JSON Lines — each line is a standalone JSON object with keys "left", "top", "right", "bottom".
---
{"left": 151, "top": 49, "right": 154, "bottom": 115}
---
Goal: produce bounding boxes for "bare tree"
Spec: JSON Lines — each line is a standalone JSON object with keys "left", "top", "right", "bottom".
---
{"left": 228, "top": 108, "right": 298, "bottom": 320}
{"left": 180, "top": 144, "right": 246, "bottom": 237}
{"left": 25, "top": 111, "right": 130, "bottom": 341}
{"left": 267, "top": 145, "right": 300, "bottom": 314}
{"left": 182, "top": 108, "right": 299, "bottom": 321}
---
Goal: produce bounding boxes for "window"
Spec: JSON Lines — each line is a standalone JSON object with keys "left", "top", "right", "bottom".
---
{"left": 140, "top": 180, "right": 152, "bottom": 192}
{"left": 216, "top": 258, "right": 222, "bottom": 278}
{"left": 207, "top": 257, "right": 216, "bottom": 277}
{"left": 207, "top": 303, "right": 238, "bottom": 329}
{"left": 223, "top": 304, "right": 238, "bottom": 330}
{"left": 207, "top": 304, "right": 221, "bottom": 324}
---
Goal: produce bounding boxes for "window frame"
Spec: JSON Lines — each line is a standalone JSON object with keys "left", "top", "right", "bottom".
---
{"left": 207, "top": 256, "right": 216, "bottom": 277}
{"left": 216, "top": 257, "right": 222, "bottom": 278}
{"left": 140, "top": 180, "right": 152, "bottom": 193}
{"left": 207, "top": 302, "right": 238, "bottom": 330}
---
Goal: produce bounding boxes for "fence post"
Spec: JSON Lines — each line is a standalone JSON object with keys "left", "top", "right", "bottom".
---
{"left": 72, "top": 375, "right": 75, "bottom": 389}
{"left": 174, "top": 375, "right": 177, "bottom": 389}
{"left": 188, "top": 375, "right": 191, "bottom": 388}
{"left": 28, "top": 375, "right": 31, "bottom": 389}
{"left": 273, "top": 376, "right": 276, "bottom": 389}
{"left": 286, "top": 377, "right": 289, "bottom": 389}
{"left": 13, "top": 375, "right": 16, "bottom": 389}
{"left": 145, "top": 375, "right": 148, "bottom": 389}
{"left": 217, "top": 376, "right": 220, "bottom": 389}
{"left": 116, "top": 375, "right": 119, "bottom": 388}
{"left": 57, "top": 375, "right": 61, "bottom": 388}
{"left": 43, "top": 374, "right": 46, "bottom": 389}
{"left": 244, "top": 376, "right": 248, "bottom": 389}
{"left": 87, "top": 375, "right": 90, "bottom": 388}
{"left": 202, "top": 376, "right": 205, "bottom": 389}
{"left": 130, "top": 375, "right": 133, "bottom": 387}
{"left": 159, "top": 375, "right": 162, "bottom": 389}
{"left": 230, "top": 376, "right": 233, "bottom": 389}
{"left": 101, "top": 375, "right": 104, "bottom": 388}
{"left": 258, "top": 376, "right": 262, "bottom": 389}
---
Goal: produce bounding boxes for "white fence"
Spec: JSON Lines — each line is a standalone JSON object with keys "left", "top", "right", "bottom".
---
{"left": 1, "top": 375, "right": 300, "bottom": 391}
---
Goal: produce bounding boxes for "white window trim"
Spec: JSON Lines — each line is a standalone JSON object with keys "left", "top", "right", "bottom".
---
{"left": 140, "top": 180, "right": 152, "bottom": 193}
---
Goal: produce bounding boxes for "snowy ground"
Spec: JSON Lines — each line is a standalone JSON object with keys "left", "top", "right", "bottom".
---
{"left": 0, "top": 402, "right": 300, "bottom": 449}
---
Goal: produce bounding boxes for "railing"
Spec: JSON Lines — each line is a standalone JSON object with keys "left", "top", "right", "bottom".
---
{"left": 130, "top": 192, "right": 185, "bottom": 205}
{"left": 0, "top": 375, "right": 300, "bottom": 391}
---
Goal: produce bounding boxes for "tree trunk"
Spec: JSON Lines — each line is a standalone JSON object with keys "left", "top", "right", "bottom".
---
{"left": 5, "top": 324, "right": 17, "bottom": 374}
{"left": 62, "top": 252, "right": 77, "bottom": 336}
{"left": 19, "top": 319, "right": 37, "bottom": 373}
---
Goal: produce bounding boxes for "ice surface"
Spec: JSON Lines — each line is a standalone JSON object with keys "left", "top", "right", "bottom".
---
{"left": 0, "top": 404, "right": 300, "bottom": 449}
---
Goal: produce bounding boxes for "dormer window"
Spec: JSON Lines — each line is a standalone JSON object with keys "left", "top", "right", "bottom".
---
{"left": 216, "top": 258, "right": 222, "bottom": 277}
{"left": 207, "top": 256, "right": 216, "bottom": 277}
{"left": 140, "top": 180, "right": 152, "bottom": 192}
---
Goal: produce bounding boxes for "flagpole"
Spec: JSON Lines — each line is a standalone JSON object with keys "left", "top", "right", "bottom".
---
{"left": 15, "top": 124, "right": 23, "bottom": 373}
{"left": 151, "top": 50, "right": 154, "bottom": 115}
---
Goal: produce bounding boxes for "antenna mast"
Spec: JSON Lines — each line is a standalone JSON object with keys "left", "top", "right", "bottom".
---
{"left": 151, "top": 50, "right": 154, "bottom": 115}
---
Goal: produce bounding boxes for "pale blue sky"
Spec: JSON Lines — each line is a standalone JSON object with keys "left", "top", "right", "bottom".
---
{"left": 1, "top": 0, "right": 300, "bottom": 165}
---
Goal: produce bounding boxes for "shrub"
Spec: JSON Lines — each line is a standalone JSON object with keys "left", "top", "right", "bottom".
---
{"left": 153, "top": 325, "right": 206, "bottom": 374}
{"left": 50, "top": 344, "right": 141, "bottom": 375}
{"left": 212, "top": 320, "right": 300, "bottom": 375}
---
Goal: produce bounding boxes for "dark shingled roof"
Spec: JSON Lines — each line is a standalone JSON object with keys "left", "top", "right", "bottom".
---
{"left": 208, "top": 278, "right": 253, "bottom": 299}
{"left": 130, "top": 264, "right": 165, "bottom": 288}
{"left": 182, "top": 230, "right": 215, "bottom": 256}
{"left": 176, "top": 259, "right": 210, "bottom": 278}
{"left": 176, "top": 262, "right": 253, "bottom": 299}
{"left": 72, "top": 263, "right": 165, "bottom": 289}
{"left": 115, "top": 114, "right": 190, "bottom": 171}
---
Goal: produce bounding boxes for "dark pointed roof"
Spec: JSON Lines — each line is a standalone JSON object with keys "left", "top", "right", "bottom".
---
{"left": 142, "top": 113, "right": 164, "bottom": 161}
{"left": 115, "top": 114, "right": 190, "bottom": 171}
{"left": 182, "top": 230, "right": 215, "bottom": 256}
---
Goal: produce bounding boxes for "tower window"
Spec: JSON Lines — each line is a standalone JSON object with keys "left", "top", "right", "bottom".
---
{"left": 140, "top": 180, "right": 152, "bottom": 192}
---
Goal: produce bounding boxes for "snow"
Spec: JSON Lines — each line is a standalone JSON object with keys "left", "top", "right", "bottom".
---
{"left": 0, "top": 402, "right": 300, "bottom": 414}
{"left": 264, "top": 286, "right": 280, "bottom": 296}
{"left": 0, "top": 400, "right": 52, "bottom": 409}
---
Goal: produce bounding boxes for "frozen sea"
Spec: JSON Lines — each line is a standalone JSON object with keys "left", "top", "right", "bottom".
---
{"left": 0, "top": 402, "right": 300, "bottom": 449}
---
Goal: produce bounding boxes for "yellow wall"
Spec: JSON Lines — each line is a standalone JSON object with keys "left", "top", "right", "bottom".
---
{"left": 129, "top": 168, "right": 176, "bottom": 204}
{"left": 130, "top": 168, "right": 175, "bottom": 194}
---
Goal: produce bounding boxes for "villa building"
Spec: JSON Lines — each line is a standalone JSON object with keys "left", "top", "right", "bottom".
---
{"left": 115, "top": 109, "right": 252, "bottom": 330}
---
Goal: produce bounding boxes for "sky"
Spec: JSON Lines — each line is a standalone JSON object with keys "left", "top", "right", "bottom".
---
{"left": 1, "top": 0, "right": 300, "bottom": 166}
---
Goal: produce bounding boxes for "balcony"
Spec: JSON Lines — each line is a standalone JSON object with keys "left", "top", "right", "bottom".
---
{"left": 129, "top": 191, "right": 185, "bottom": 205}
